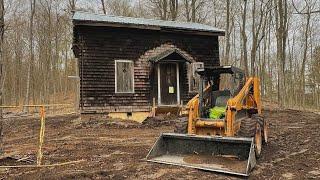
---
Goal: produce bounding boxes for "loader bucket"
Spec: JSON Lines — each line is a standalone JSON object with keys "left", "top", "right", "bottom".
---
{"left": 146, "top": 133, "right": 256, "bottom": 176}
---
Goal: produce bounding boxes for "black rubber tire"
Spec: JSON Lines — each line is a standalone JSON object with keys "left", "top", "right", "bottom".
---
{"left": 238, "top": 116, "right": 262, "bottom": 158}
{"left": 238, "top": 117, "right": 256, "bottom": 137}
{"left": 174, "top": 117, "right": 188, "bottom": 134}
{"left": 252, "top": 114, "right": 268, "bottom": 144}
{"left": 252, "top": 114, "right": 263, "bottom": 125}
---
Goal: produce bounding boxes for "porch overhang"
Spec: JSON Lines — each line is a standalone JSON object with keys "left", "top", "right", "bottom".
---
{"left": 148, "top": 49, "right": 193, "bottom": 63}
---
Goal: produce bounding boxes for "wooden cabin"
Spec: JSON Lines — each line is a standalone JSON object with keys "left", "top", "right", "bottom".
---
{"left": 72, "top": 11, "right": 225, "bottom": 122}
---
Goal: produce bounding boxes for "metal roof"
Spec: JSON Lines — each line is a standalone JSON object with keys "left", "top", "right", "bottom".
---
{"left": 73, "top": 11, "right": 225, "bottom": 36}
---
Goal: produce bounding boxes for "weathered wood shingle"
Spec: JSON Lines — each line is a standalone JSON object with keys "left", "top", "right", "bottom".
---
{"left": 74, "top": 25, "right": 220, "bottom": 113}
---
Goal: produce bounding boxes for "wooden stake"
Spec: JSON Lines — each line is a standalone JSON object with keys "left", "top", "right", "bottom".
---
{"left": 37, "top": 106, "right": 45, "bottom": 166}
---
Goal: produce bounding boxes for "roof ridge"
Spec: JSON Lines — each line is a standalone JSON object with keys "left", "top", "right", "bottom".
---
{"left": 73, "top": 11, "right": 225, "bottom": 35}
{"left": 74, "top": 11, "right": 204, "bottom": 25}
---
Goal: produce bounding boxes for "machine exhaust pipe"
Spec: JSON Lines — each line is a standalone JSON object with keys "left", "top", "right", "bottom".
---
{"left": 146, "top": 133, "right": 256, "bottom": 176}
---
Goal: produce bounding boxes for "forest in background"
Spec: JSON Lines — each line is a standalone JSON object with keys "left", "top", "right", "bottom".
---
{"left": 0, "top": 0, "right": 319, "bottom": 111}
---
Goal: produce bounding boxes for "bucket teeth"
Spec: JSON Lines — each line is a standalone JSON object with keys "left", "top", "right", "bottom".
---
{"left": 146, "top": 133, "right": 256, "bottom": 176}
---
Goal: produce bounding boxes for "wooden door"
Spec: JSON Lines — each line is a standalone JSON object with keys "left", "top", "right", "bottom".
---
{"left": 159, "top": 63, "right": 178, "bottom": 105}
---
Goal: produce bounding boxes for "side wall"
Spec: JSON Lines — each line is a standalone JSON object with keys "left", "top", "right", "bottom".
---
{"left": 73, "top": 26, "right": 220, "bottom": 113}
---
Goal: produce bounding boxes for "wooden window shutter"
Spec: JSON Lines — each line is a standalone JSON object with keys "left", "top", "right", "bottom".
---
{"left": 115, "top": 60, "right": 134, "bottom": 93}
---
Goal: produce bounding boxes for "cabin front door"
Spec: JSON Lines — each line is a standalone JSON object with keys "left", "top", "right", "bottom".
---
{"left": 158, "top": 63, "right": 180, "bottom": 105}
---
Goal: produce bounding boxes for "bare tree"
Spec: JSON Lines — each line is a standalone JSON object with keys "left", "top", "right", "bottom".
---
{"left": 183, "top": 0, "right": 190, "bottom": 21}
{"left": 106, "top": 0, "right": 135, "bottom": 17}
{"left": 68, "top": 0, "right": 76, "bottom": 11}
{"left": 169, "top": 0, "right": 178, "bottom": 20}
{"left": 224, "top": 0, "right": 231, "bottom": 65}
{"left": 0, "top": 0, "right": 4, "bottom": 154}
{"left": 310, "top": 46, "right": 320, "bottom": 106}
{"left": 149, "top": 0, "right": 168, "bottom": 20}
{"left": 0, "top": 0, "right": 77, "bottom": 114}
{"left": 191, "top": 0, "right": 196, "bottom": 22}
{"left": 101, "top": 0, "right": 107, "bottom": 14}
{"left": 182, "top": 0, "right": 207, "bottom": 23}
{"left": 274, "top": 0, "right": 288, "bottom": 108}
{"left": 240, "top": 0, "right": 249, "bottom": 75}
{"left": 149, "top": 0, "right": 180, "bottom": 20}
{"left": 24, "top": 0, "right": 36, "bottom": 112}
{"left": 292, "top": 0, "right": 318, "bottom": 106}
{"left": 250, "top": 0, "right": 271, "bottom": 75}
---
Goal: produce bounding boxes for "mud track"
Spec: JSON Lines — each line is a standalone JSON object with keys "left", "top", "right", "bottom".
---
{"left": 0, "top": 109, "right": 319, "bottom": 179}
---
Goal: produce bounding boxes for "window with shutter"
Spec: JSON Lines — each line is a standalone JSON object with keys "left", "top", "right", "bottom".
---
{"left": 115, "top": 60, "right": 134, "bottom": 93}
{"left": 189, "top": 62, "right": 204, "bottom": 92}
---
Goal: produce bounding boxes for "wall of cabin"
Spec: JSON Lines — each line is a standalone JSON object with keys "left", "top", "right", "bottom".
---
{"left": 73, "top": 25, "right": 220, "bottom": 113}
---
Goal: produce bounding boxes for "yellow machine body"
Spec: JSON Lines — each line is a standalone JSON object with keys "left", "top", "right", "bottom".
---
{"left": 147, "top": 66, "right": 267, "bottom": 176}
{"left": 187, "top": 77, "right": 262, "bottom": 137}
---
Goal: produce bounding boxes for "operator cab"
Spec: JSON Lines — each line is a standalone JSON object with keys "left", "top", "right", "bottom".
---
{"left": 196, "top": 66, "right": 245, "bottom": 119}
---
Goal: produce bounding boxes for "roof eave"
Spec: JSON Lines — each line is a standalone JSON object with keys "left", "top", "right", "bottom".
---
{"left": 149, "top": 49, "right": 194, "bottom": 63}
{"left": 73, "top": 20, "right": 225, "bottom": 36}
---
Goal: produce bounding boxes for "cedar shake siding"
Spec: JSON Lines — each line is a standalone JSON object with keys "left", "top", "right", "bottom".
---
{"left": 73, "top": 14, "right": 223, "bottom": 114}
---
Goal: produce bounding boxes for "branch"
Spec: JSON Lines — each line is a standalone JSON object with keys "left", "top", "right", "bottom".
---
{"left": 293, "top": 10, "right": 320, "bottom": 14}
{"left": 292, "top": 0, "right": 320, "bottom": 14}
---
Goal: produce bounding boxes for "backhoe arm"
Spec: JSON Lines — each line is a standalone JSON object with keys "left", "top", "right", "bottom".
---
{"left": 227, "top": 77, "right": 261, "bottom": 113}
{"left": 224, "top": 77, "right": 261, "bottom": 136}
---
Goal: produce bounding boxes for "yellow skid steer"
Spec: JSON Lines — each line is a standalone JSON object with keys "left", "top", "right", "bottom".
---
{"left": 146, "top": 66, "right": 268, "bottom": 176}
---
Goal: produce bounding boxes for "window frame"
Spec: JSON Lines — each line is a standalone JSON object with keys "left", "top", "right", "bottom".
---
{"left": 115, "top": 60, "right": 135, "bottom": 93}
{"left": 189, "top": 62, "right": 204, "bottom": 93}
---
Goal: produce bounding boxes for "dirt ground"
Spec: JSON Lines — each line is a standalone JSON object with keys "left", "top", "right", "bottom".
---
{"left": 0, "top": 109, "right": 319, "bottom": 179}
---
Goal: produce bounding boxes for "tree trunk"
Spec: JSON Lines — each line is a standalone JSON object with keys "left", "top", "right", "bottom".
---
{"left": 275, "top": 0, "right": 287, "bottom": 109}
{"left": 184, "top": 0, "right": 190, "bottom": 22}
{"left": 300, "top": 9, "right": 311, "bottom": 107}
{"left": 24, "top": 0, "right": 36, "bottom": 112}
{"left": 169, "top": 0, "right": 178, "bottom": 20}
{"left": 162, "top": 0, "right": 168, "bottom": 20}
{"left": 101, "top": 0, "right": 107, "bottom": 14}
{"left": 69, "top": 0, "right": 76, "bottom": 10}
{"left": 224, "top": 0, "right": 230, "bottom": 65}
{"left": 0, "top": 0, "right": 4, "bottom": 154}
{"left": 250, "top": 0, "right": 268, "bottom": 76}
{"left": 241, "top": 0, "right": 249, "bottom": 76}
{"left": 191, "top": 0, "right": 196, "bottom": 22}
